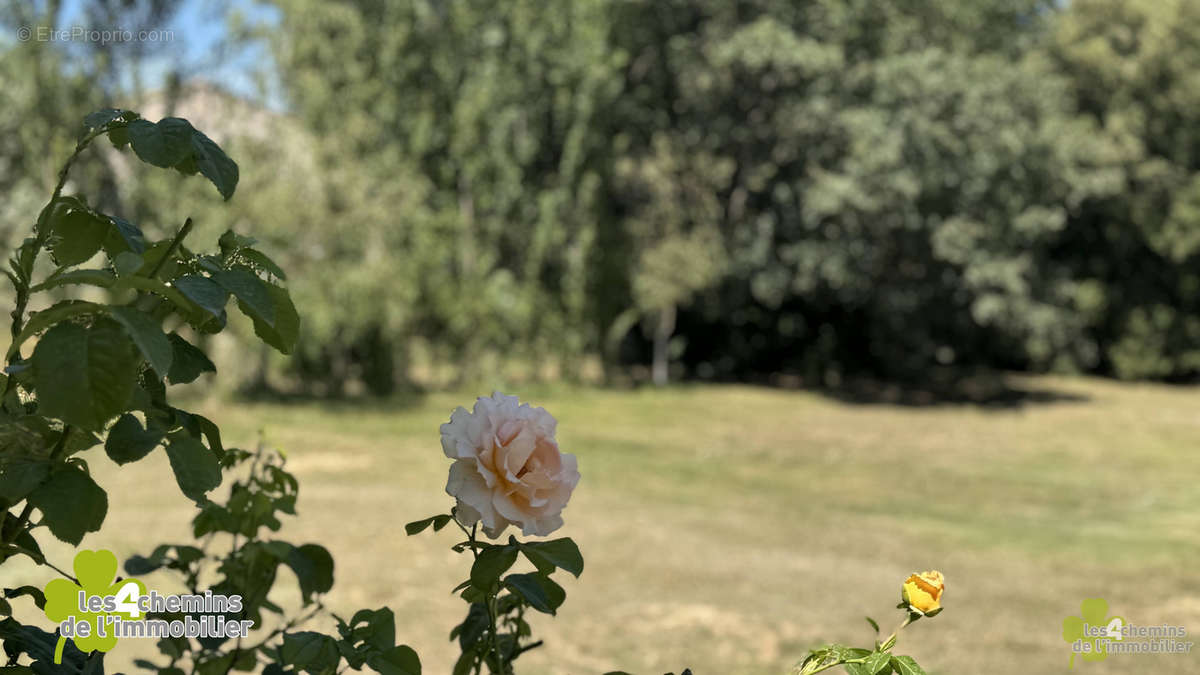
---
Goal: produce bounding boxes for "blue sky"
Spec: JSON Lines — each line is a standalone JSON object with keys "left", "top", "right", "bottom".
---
{"left": 56, "top": 0, "right": 284, "bottom": 108}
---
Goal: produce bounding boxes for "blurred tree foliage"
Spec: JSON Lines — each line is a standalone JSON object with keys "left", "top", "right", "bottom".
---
{"left": 3, "top": 0, "right": 1199, "bottom": 391}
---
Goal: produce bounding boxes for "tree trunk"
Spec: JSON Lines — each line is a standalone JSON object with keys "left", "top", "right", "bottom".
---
{"left": 652, "top": 304, "right": 676, "bottom": 387}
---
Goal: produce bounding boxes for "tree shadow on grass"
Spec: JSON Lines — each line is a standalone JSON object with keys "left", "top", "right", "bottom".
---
{"left": 762, "top": 370, "right": 1091, "bottom": 409}
{"left": 231, "top": 382, "right": 428, "bottom": 412}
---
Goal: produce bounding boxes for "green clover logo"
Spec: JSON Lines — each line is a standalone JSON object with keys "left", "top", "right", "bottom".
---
{"left": 1062, "top": 598, "right": 1124, "bottom": 668}
{"left": 43, "top": 549, "right": 146, "bottom": 664}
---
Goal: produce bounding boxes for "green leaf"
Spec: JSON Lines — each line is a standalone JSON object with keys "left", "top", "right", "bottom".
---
{"left": 164, "top": 434, "right": 221, "bottom": 502}
{"left": 108, "top": 306, "right": 173, "bottom": 377}
{"left": 453, "top": 603, "right": 489, "bottom": 651}
{"left": 503, "top": 573, "right": 565, "bottom": 615}
{"left": 6, "top": 300, "right": 103, "bottom": 360}
{"left": 469, "top": 545, "right": 519, "bottom": 591}
{"left": 103, "top": 216, "right": 146, "bottom": 256}
{"left": 124, "top": 545, "right": 171, "bottom": 575}
{"left": 83, "top": 108, "right": 135, "bottom": 133}
{"left": 248, "top": 282, "right": 300, "bottom": 355}
{"left": 0, "top": 455, "right": 50, "bottom": 503}
{"left": 32, "top": 319, "right": 138, "bottom": 432}
{"left": 285, "top": 543, "right": 335, "bottom": 602}
{"left": 27, "top": 466, "right": 107, "bottom": 545}
{"left": 367, "top": 645, "right": 421, "bottom": 675}
{"left": 166, "top": 333, "right": 216, "bottom": 384}
{"left": 194, "top": 414, "right": 224, "bottom": 457}
{"left": 404, "top": 515, "right": 452, "bottom": 536}
{"left": 863, "top": 651, "right": 892, "bottom": 674}
{"left": 113, "top": 251, "right": 144, "bottom": 277}
{"left": 4, "top": 586, "right": 47, "bottom": 610}
{"left": 172, "top": 275, "right": 228, "bottom": 319}
{"left": 128, "top": 118, "right": 194, "bottom": 168}
{"left": 346, "top": 607, "right": 396, "bottom": 652}
{"left": 104, "top": 413, "right": 164, "bottom": 464}
{"left": 240, "top": 248, "right": 286, "bottom": 280}
{"left": 519, "top": 538, "right": 584, "bottom": 577}
{"left": 890, "top": 656, "right": 927, "bottom": 675}
{"left": 214, "top": 267, "right": 275, "bottom": 325}
{"left": 865, "top": 616, "right": 880, "bottom": 634}
{"left": 191, "top": 130, "right": 239, "bottom": 200}
{"left": 107, "top": 125, "right": 129, "bottom": 149}
{"left": 46, "top": 198, "right": 109, "bottom": 266}
{"left": 280, "top": 632, "right": 340, "bottom": 674}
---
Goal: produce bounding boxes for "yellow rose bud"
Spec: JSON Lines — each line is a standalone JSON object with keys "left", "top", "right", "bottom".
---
{"left": 902, "top": 570, "right": 945, "bottom": 616}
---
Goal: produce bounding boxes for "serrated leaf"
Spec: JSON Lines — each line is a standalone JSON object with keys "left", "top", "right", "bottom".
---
{"left": 104, "top": 413, "right": 164, "bottom": 464}
{"left": 7, "top": 300, "right": 104, "bottom": 360}
{"left": 890, "top": 655, "right": 927, "bottom": 675}
{"left": 503, "top": 573, "right": 565, "bottom": 615}
{"left": 191, "top": 130, "right": 239, "bottom": 200}
{"left": 214, "top": 267, "right": 274, "bottom": 325}
{"left": 103, "top": 216, "right": 145, "bottom": 256}
{"left": 165, "top": 434, "right": 221, "bottom": 502}
{"left": 280, "top": 632, "right": 339, "bottom": 674}
{"left": 107, "top": 124, "right": 129, "bottom": 148}
{"left": 469, "top": 545, "right": 519, "bottom": 591}
{"left": 172, "top": 275, "right": 229, "bottom": 318}
{"left": 46, "top": 199, "right": 109, "bottom": 266}
{"left": 367, "top": 645, "right": 420, "bottom": 675}
{"left": 240, "top": 248, "right": 286, "bottom": 280}
{"left": 108, "top": 306, "right": 173, "bottom": 377}
{"left": 248, "top": 282, "right": 299, "bottom": 354}
{"left": 519, "top": 538, "right": 584, "bottom": 577}
{"left": 864, "top": 651, "right": 892, "bottom": 674}
{"left": 285, "top": 543, "right": 334, "bottom": 603}
{"left": 32, "top": 319, "right": 138, "bottom": 432}
{"left": 128, "top": 118, "right": 194, "bottom": 168}
{"left": 27, "top": 466, "right": 107, "bottom": 545}
{"left": 0, "top": 455, "right": 50, "bottom": 503}
{"left": 166, "top": 333, "right": 216, "bottom": 384}
{"left": 83, "top": 108, "right": 133, "bottom": 132}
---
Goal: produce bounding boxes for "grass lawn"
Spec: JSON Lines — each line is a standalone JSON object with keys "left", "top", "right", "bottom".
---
{"left": 2, "top": 376, "right": 1198, "bottom": 674}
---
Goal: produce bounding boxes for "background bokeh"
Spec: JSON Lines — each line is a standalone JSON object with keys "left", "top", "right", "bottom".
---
{"left": 1, "top": 1, "right": 1198, "bottom": 673}
{"left": 4, "top": 0, "right": 1200, "bottom": 393}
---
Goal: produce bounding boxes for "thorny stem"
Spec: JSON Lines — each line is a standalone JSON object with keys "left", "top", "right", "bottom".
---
{"left": 7, "top": 130, "right": 103, "bottom": 353}
{"left": 3, "top": 131, "right": 104, "bottom": 412}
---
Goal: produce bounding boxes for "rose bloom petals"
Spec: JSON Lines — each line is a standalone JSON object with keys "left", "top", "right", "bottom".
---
{"left": 441, "top": 392, "right": 580, "bottom": 538}
{"left": 902, "top": 570, "right": 945, "bottom": 615}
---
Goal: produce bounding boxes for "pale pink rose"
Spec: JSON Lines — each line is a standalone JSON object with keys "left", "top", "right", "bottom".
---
{"left": 441, "top": 393, "right": 580, "bottom": 538}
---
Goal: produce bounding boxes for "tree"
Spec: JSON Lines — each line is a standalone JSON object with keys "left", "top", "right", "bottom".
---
{"left": 1050, "top": 0, "right": 1200, "bottom": 379}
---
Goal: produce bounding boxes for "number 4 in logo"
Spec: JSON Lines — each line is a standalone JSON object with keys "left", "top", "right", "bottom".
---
{"left": 112, "top": 580, "right": 142, "bottom": 618}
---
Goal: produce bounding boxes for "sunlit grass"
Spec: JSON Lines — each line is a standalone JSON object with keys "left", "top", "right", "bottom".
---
{"left": 2, "top": 376, "right": 1197, "bottom": 674}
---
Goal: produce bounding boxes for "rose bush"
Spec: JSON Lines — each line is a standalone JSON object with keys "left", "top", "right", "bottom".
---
{"left": 794, "top": 571, "right": 947, "bottom": 674}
